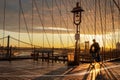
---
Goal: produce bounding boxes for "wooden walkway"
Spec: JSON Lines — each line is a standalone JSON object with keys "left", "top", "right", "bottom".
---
{"left": 63, "top": 62, "right": 120, "bottom": 80}
{"left": 0, "top": 60, "right": 120, "bottom": 80}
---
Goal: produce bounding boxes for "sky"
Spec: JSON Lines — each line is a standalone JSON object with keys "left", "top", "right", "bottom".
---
{"left": 0, "top": 0, "right": 119, "bottom": 48}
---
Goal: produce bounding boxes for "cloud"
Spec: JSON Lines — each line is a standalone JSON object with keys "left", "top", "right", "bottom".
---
{"left": 0, "top": 0, "right": 119, "bottom": 35}
{"left": 33, "top": 26, "right": 74, "bottom": 33}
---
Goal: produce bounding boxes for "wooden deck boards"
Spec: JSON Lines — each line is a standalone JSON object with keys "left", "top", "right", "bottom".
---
{"left": 0, "top": 60, "right": 119, "bottom": 80}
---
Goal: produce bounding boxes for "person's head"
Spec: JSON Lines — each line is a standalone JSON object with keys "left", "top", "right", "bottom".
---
{"left": 93, "top": 39, "right": 96, "bottom": 43}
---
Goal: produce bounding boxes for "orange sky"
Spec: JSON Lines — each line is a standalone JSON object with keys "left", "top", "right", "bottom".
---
{"left": 0, "top": 0, "right": 119, "bottom": 49}
{"left": 0, "top": 30, "right": 119, "bottom": 49}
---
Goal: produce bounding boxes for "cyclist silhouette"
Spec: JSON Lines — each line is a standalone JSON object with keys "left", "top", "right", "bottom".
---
{"left": 90, "top": 39, "right": 100, "bottom": 62}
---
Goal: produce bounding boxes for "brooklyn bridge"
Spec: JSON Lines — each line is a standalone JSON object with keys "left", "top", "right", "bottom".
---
{"left": 0, "top": 0, "right": 120, "bottom": 80}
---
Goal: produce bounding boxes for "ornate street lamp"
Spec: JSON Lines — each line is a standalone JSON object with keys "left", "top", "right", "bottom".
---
{"left": 71, "top": 2, "right": 84, "bottom": 65}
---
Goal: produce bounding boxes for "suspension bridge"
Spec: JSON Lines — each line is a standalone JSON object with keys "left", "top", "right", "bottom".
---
{"left": 0, "top": 0, "right": 120, "bottom": 80}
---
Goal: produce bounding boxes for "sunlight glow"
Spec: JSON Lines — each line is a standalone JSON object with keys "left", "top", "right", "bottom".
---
{"left": 0, "top": 30, "right": 119, "bottom": 49}
{"left": 34, "top": 27, "right": 73, "bottom": 31}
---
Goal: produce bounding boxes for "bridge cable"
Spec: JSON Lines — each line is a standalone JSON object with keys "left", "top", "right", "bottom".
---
{"left": 110, "top": 0, "right": 116, "bottom": 49}
{"left": 46, "top": 1, "right": 71, "bottom": 46}
{"left": 77, "top": 0, "right": 94, "bottom": 42}
{"left": 65, "top": 0, "right": 69, "bottom": 48}
{"left": 52, "top": 0, "right": 54, "bottom": 48}
{"left": 98, "top": 0, "right": 106, "bottom": 61}
{"left": 0, "top": 36, "right": 7, "bottom": 40}
{"left": 94, "top": 0, "right": 97, "bottom": 39}
{"left": 31, "top": 0, "right": 34, "bottom": 48}
{"left": 62, "top": 0, "right": 77, "bottom": 44}
{"left": 42, "top": 0, "right": 45, "bottom": 48}
{"left": 54, "top": 0, "right": 67, "bottom": 48}
{"left": 63, "top": 0, "right": 73, "bottom": 48}
{"left": 18, "top": 0, "right": 21, "bottom": 48}
{"left": 104, "top": 0, "right": 107, "bottom": 52}
{"left": 104, "top": 0, "right": 113, "bottom": 49}
{"left": 110, "top": 0, "right": 116, "bottom": 58}
{"left": 55, "top": 0, "right": 75, "bottom": 45}
{"left": 33, "top": 0, "right": 51, "bottom": 48}
{"left": 45, "top": 0, "right": 67, "bottom": 48}
{"left": 60, "top": 0, "right": 64, "bottom": 48}
{"left": 45, "top": 0, "right": 64, "bottom": 48}
{"left": 69, "top": 1, "right": 89, "bottom": 46}
{"left": 81, "top": 0, "right": 94, "bottom": 41}
{"left": 19, "top": 0, "right": 32, "bottom": 46}
{"left": 118, "top": 0, "right": 120, "bottom": 42}
{"left": 3, "top": 0, "right": 6, "bottom": 47}
{"left": 113, "top": 0, "right": 120, "bottom": 12}
{"left": 10, "top": 36, "right": 41, "bottom": 48}
{"left": 70, "top": 0, "right": 93, "bottom": 47}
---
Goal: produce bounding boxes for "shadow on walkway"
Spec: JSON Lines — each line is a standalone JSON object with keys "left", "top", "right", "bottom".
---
{"left": 32, "top": 62, "right": 116, "bottom": 80}
{"left": 82, "top": 63, "right": 95, "bottom": 80}
{"left": 32, "top": 66, "right": 74, "bottom": 80}
{"left": 82, "top": 63, "right": 108, "bottom": 80}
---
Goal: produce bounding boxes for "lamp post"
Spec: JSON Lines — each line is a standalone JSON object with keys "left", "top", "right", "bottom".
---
{"left": 71, "top": 2, "right": 84, "bottom": 65}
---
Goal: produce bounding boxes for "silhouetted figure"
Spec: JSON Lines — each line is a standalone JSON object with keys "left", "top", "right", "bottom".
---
{"left": 90, "top": 39, "right": 100, "bottom": 62}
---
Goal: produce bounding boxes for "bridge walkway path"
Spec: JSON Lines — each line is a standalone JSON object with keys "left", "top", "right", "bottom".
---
{"left": 0, "top": 59, "right": 119, "bottom": 80}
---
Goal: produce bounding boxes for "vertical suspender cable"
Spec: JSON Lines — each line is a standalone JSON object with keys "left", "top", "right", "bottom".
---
{"left": 56, "top": 0, "right": 74, "bottom": 47}
{"left": 18, "top": 0, "right": 21, "bottom": 48}
{"left": 19, "top": 0, "right": 32, "bottom": 45}
{"left": 110, "top": 0, "right": 115, "bottom": 58}
{"left": 79, "top": 0, "right": 81, "bottom": 53}
{"left": 66, "top": 0, "right": 69, "bottom": 48}
{"left": 82, "top": 0, "right": 94, "bottom": 41}
{"left": 45, "top": 0, "right": 65, "bottom": 48}
{"left": 34, "top": 0, "right": 51, "bottom": 48}
{"left": 54, "top": 0, "right": 64, "bottom": 48}
{"left": 52, "top": 0, "right": 54, "bottom": 48}
{"left": 104, "top": 0, "right": 107, "bottom": 50}
{"left": 32, "top": 0, "right": 34, "bottom": 47}
{"left": 60, "top": 0, "right": 63, "bottom": 48}
{"left": 94, "top": 0, "right": 97, "bottom": 39}
{"left": 65, "top": 0, "right": 76, "bottom": 47}
{"left": 115, "top": 0, "right": 120, "bottom": 43}
{"left": 60, "top": 0, "right": 64, "bottom": 48}
{"left": 104, "top": 0, "right": 107, "bottom": 60}
{"left": 110, "top": 0, "right": 115, "bottom": 49}
{"left": 105, "top": 0, "right": 112, "bottom": 49}
{"left": 118, "top": 0, "right": 120, "bottom": 42}
{"left": 45, "top": 0, "right": 62, "bottom": 48}
{"left": 81, "top": 0, "right": 89, "bottom": 42}
{"left": 62, "top": 0, "right": 70, "bottom": 48}
{"left": 112, "top": 0, "right": 119, "bottom": 58}
{"left": 42, "top": 0, "right": 44, "bottom": 48}
{"left": 118, "top": 0, "right": 120, "bottom": 57}
{"left": 98, "top": 0, "right": 104, "bottom": 61}
{"left": 62, "top": 0, "right": 75, "bottom": 45}
{"left": 3, "top": 0, "right": 6, "bottom": 47}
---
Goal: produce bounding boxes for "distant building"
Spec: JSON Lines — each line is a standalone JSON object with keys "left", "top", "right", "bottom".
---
{"left": 85, "top": 41, "right": 89, "bottom": 53}
{"left": 116, "top": 42, "right": 120, "bottom": 50}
